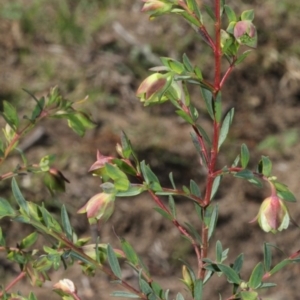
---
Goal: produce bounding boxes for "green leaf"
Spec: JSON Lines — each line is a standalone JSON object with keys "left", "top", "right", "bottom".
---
{"left": 139, "top": 275, "right": 153, "bottom": 296}
{"left": 201, "top": 88, "right": 214, "bottom": 120}
{"left": 211, "top": 176, "right": 222, "bottom": 200}
{"left": 194, "top": 279, "right": 203, "bottom": 300}
{"left": 176, "top": 110, "right": 194, "bottom": 124}
{"left": 216, "top": 240, "right": 223, "bottom": 263}
{"left": 186, "top": 0, "right": 202, "bottom": 21}
{"left": 196, "top": 124, "right": 211, "bottom": 146}
{"left": 168, "top": 195, "right": 177, "bottom": 218}
{"left": 2, "top": 101, "right": 19, "bottom": 130}
{"left": 264, "top": 243, "right": 272, "bottom": 272}
{"left": 120, "top": 238, "right": 139, "bottom": 266}
{"left": 241, "top": 9, "right": 254, "bottom": 21}
{"left": 31, "top": 97, "right": 45, "bottom": 120}
{"left": 217, "top": 264, "right": 241, "bottom": 284}
{"left": 0, "top": 227, "right": 6, "bottom": 246}
{"left": 153, "top": 207, "right": 173, "bottom": 221}
{"left": 185, "top": 222, "right": 202, "bottom": 245}
{"left": 116, "top": 185, "right": 145, "bottom": 197}
{"left": 105, "top": 163, "right": 130, "bottom": 191}
{"left": 190, "top": 180, "right": 201, "bottom": 197}
{"left": 261, "top": 156, "right": 272, "bottom": 177}
{"left": 248, "top": 262, "right": 264, "bottom": 289}
{"left": 194, "top": 66, "right": 203, "bottom": 80}
{"left": 208, "top": 204, "right": 218, "bottom": 240}
{"left": 234, "top": 169, "right": 254, "bottom": 180}
{"left": 28, "top": 292, "right": 38, "bottom": 300}
{"left": 195, "top": 203, "right": 202, "bottom": 221}
{"left": 120, "top": 131, "right": 133, "bottom": 159}
{"left": 183, "top": 53, "right": 193, "bottom": 72}
{"left": 107, "top": 244, "right": 122, "bottom": 279}
{"left": 176, "top": 293, "right": 185, "bottom": 300}
{"left": 240, "top": 291, "right": 258, "bottom": 300}
{"left": 0, "top": 197, "right": 16, "bottom": 218}
{"left": 214, "top": 92, "right": 222, "bottom": 123}
{"left": 204, "top": 4, "right": 216, "bottom": 21}
{"left": 12, "top": 177, "right": 29, "bottom": 215}
{"left": 218, "top": 107, "right": 234, "bottom": 149}
{"left": 20, "top": 232, "right": 38, "bottom": 249}
{"left": 232, "top": 253, "right": 244, "bottom": 274}
{"left": 61, "top": 205, "right": 73, "bottom": 241}
{"left": 224, "top": 5, "right": 237, "bottom": 22}
{"left": 269, "top": 259, "right": 291, "bottom": 276}
{"left": 169, "top": 172, "right": 177, "bottom": 189}
{"left": 241, "top": 143, "right": 250, "bottom": 168}
{"left": 168, "top": 59, "right": 185, "bottom": 74}
{"left": 140, "top": 161, "right": 162, "bottom": 191}
{"left": 111, "top": 291, "right": 139, "bottom": 298}
{"left": 232, "top": 154, "right": 240, "bottom": 167}
{"left": 235, "top": 50, "right": 252, "bottom": 65}
{"left": 277, "top": 190, "right": 296, "bottom": 202}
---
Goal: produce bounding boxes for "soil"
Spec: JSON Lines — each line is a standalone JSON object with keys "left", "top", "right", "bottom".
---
{"left": 1, "top": 0, "right": 300, "bottom": 299}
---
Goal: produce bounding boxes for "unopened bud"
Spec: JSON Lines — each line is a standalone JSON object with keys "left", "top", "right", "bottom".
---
{"left": 53, "top": 278, "right": 76, "bottom": 294}
{"left": 77, "top": 192, "right": 115, "bottom": 224}
{"left": 234, "top": 20, "right": 257, "bottom": 48}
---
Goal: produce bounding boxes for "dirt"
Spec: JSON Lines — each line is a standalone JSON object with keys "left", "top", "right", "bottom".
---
{"left": 1, "top": 0, "right": 300, "bottom": 299}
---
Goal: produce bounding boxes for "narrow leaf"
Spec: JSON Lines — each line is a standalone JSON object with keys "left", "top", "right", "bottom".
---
{"left": 107, "top": 244, "right": 122, "bottom": 279}
{"left": 183, "top": 53, "right": 193, "bottom": 72}
{"left": 240, "top": 143, "right": 250, "bottom": 168}
{"left": 196, "top": 124, "right": 211, "bottom": 146}
{"left": 214, "top": 92, "right": 222, "bottom": 123}
{"left": 169, "top": 172, "right": 177, "bottom": 189}
{"left": 211, "top": 176, "right": 221, "bottom": 200}
{"left": 168, "top": 195, "right": 177, "bottom": 218}
{"left": 201, "top": 88, "right": 214, "bottom": 120}
{"left": 194, "top": 279, "right": 203, "bottom": 300}
{"left": 120, "top": 238, "right": 139, "bottom": 266}
{"left": 61, "top": 205, "right": 73, "bottom": 241}
{"left": 216, "top": 240, "right": 223, "bottom": 263}
{"left": 12, "top": 177, "right": 29, "bottom": 215}
{"left": 0, "top": 198, "right": 15, "bottom": 218}
{"left": 224, "top": 5, "right": 237, "bottom": 22}
{"left": 261, "top": 156, "right": 272, "bottom": 177}
{"left": 248, "top": 262, "right": 264, "bottom": 289}
{"left": 190, "top": 180, "right": 201, "bottom": 197}
{"left": 204, "top": 4, "right": 216, "bottom": 21}
{"left": 153, "top": 207, "right": 173, "bottom": 221}
{"left": 20, "top": 232, "right": 38, "bottom": 249}
{"left": 111, "top": 291, "right": 139, "bottom": 298}
{"left": 269, "top": 259, "right": 291, "bottom": 276}
{"left": 217, "top": 264, "right": 241, "bottom": 284}
{"left": 232, "top": 253, "right": 244, "bottom": 274}
{"left": 208, "top": 204, "right": 218, "bottom": 240}
{"left": 176, "top": 293, "right": 185, "bottom": 300}
{"left": 234, "top": 169, "right": 254, "bottom": 180}
{"left": 263, "top": 243, "right": 272, "bottom": 272}
{"left": 218, "top": 108, "right": 234, "bottom": 149}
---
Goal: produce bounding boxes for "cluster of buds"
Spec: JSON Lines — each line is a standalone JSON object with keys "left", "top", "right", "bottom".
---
{"left": 253, "top": 182, "right": 290, "bottom": 233}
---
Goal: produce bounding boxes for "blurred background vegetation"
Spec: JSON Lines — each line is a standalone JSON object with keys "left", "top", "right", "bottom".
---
{"left": 1, "top": 0, "right": 300, "bottom": 299}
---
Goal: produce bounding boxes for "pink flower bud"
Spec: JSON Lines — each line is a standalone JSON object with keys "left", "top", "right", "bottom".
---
{"left": 234, "top": 20, "right": 257, "bottom": 48}
{"left": 141, "top": 0, "right": 172, "bottom": 14}
{"left": 137, "top": 73, "right": 181, "bottom": 105}
{"left": 89, "top": 150, "right": 115, "bottom": 175}
{"left": 257, "top": 194, "right": 290, "bottom": 234}
{"left": 78, "top": 192, "right": 115, "bottom": 225}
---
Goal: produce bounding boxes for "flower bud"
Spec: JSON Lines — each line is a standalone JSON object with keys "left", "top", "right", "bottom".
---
{"left": 257, "top": 194, "right": 290, "bottom": 234}
{"left": 89, "top": 150, "right": 115, "bottom": 176}
{"left": 44, "top": 168, "right": 69, "bottom": 194}
{"left": 137, "top": 72, "right": 181, "bottom": 105}
{"left": 234, "top": 20, "right": 257, "bottom": 48}
{"left": 77, "top": 192, "right": 115, "bottom": 225}
{"left": 53, "top": 278, "right": 76, "bottom": 294}
{"left": 181, "top": 265, "right": 193, "bottom": 290}
{"left": 141, "top": 0, "right": 173, "bottom": 16}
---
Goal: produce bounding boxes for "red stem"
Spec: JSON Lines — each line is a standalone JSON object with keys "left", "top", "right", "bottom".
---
{"left": 0, "top": 271, "right": 26, "bottom": 297}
